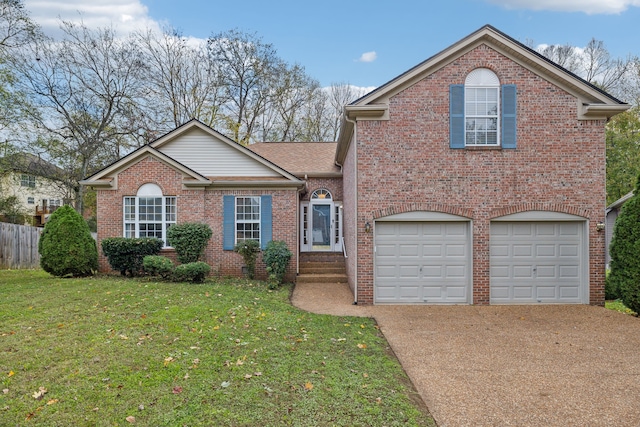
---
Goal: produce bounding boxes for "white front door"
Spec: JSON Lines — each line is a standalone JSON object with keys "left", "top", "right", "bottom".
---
{"left": 300, "top": 200, "right": 342, "bottom": 252}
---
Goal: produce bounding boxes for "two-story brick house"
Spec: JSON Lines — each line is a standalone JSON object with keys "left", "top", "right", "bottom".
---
{"left": 82, "top": 26, "right": 629, "bottom": 305}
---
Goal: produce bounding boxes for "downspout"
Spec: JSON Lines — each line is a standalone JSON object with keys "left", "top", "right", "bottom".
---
{"left": 344, "top": 115, "right": 358, "bottom": 305}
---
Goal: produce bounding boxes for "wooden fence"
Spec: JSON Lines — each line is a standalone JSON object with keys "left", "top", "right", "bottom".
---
{"left": 0, "top": 222, "right": 43, "bottom": 269}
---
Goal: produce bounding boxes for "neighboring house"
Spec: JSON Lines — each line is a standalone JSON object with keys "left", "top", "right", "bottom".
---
{"left": 605, "top": 191, "right": 633, "bottom": 266}
{"left": 82, "top": 25, "right": 629, "bottom": 305}
{"left": 0, "top": 153, "right": 67, "bottom": 225}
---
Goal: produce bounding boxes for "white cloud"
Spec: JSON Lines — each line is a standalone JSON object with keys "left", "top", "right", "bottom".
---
{"left": 24, "top": 0, "right": 161, "bottom": 37}
{"left": 357, "top": 51, "right": 377, "bottom": 63}
{"left": 486, "top": 0, "right": 640, "bottom": 14}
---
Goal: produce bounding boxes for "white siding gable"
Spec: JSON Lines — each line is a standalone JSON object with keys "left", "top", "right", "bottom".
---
{"left": 158, "top": 127, "right": 280, "bottom": 177}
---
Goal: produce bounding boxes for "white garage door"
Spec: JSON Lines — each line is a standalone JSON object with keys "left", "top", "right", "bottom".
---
{"left": 490, "top": 221, "right": 585, "bottom": 304}
{"left": 375, "top": 221, "right": 471, "bottom": 304}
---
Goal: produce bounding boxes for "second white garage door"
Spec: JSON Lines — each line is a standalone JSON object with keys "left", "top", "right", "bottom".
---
{"left": 375, "top": 221, "right": 471, "bottom": 304}
{"left": 490, "top": 221, "right": 586, "bottom": 304}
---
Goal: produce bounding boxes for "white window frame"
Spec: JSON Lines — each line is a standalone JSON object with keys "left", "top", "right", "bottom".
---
{"left": 235, "top": 196, "right": 261, "bottom": 244}
{"left": 123, "top": 184, "right": 176, "bottom": 246}
{"left": 21, "top": 174, "right": 36, "bottom": 188}
{"left": 465, "top": 68, "right": 500, "bottom": 147}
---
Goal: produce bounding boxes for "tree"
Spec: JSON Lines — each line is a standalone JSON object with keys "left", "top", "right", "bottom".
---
{"left": 208, "top": 29, "right": 282, "bottom": 145}
{"left": 135, "top": 27, "right": 225, "bottom": 134}
{"left": 606, "top": 107, "right": 640, "bottom": 205}
{"left": 38, "top": 204, "right": 97, "bottom": 277}
{"left": 608, "top": 174, "right": 640, "bottom": 313}
{"left": 11, "top": 21, "right": 146, "bottom": 213}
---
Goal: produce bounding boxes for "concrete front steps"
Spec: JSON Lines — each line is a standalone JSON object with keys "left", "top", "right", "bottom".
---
{"left": 297, "top": 252, "right": 347, "bottom": 284}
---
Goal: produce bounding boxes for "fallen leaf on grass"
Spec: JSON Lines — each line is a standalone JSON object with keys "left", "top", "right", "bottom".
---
{"left": 304, "top": 382, "right": 313, "bottom": 391}
{"left": 2, "top": 389, "right": 8, "bottom": 394}
{"left": 126, "top": 415, "right": 136, "bottom": 423}
{"left": 8, "top": 371, "right": 14, "bottom": 377}
{"left": 244, "top": 374, "right": 252, "bottom": 379}
{"left": 163, "top": 357, "right": 174, "bottom": 367}
{"left": 172, "top": 386, "right": 183, "bottom": 394}
{"left": 357, "top": 343, "right": 367, "bottom": 349}
{"left": 220, "top": 381, "right": 231, "bottom": 388}
{"left": 32, "top": 387, "right": 47, "bottom": 400}
{"left": 46, "top": 399, "right": 58, "bottom": 405}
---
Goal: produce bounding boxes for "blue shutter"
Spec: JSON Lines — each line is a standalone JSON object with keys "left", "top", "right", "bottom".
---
{"left": 501, "top": 84, "right": 517, "bottom": 149}
{"left": 260, "top": 195, "right": 272, "bottom": 250}
{"left": 223, "top": 195, "right": 235, "bottom": 250}
{"left": 450, "top": 84, "right": 465, "bottom": 149}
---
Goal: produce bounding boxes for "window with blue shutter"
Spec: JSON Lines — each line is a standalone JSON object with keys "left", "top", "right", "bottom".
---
{"left": 222, "top": 195, "right": 273, "bottom": 250}
{"left": 450, "top": 69, "right": 517, "bottom": 149}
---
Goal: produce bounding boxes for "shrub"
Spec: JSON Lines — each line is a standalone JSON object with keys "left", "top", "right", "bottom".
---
{"left": 234, "top": 239, "right": 261, "bottom": 279}
{"left": 143, "top": 255, "right": 175, "bottom": 279}
{"left": 38, "top": 205, "right": 98, "bottom": 277}
{"left": 167, "top": 222, "right": 213, "bottom": 264}
{"left": 173, "top": 261, "right": 211, "bottom": 283}
{"left": 263, "top": 240, "right": 292, "bottom": 289}
{"left": 101, "top": 237, "right": 163, "bottom": 276}
{"left": 608, "top": 175, "right": 640, "bottom": 314}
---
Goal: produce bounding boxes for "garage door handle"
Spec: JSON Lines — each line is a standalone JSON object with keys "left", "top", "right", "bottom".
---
{"left": 533, "top": 266, "right": 537, "bottom": 278}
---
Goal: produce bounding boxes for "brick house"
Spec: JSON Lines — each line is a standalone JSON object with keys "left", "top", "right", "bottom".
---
{"left": 82, "top": 25, "right": 628, "bottom": 305}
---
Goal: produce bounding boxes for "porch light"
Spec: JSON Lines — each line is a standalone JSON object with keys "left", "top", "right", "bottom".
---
{"left": 364, "top": 222, "right": 372, "bottom": 233}
{"left": 596, "top": 222, "right": 605, "bottom": 232}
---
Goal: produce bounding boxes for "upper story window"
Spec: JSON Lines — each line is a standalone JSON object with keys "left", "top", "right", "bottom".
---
{"left": 123, "top": 183, "right": 176, "bottom": 246}
{"left": 27, "top": 197, "right": 35, "bottom": 204}
{"left": 21, "top": 174, "right": 36, "bottom": 188}
{"left": 450, "top": 69, "right": 517, "bottom": 149}
{"left": 465, "top": 69, "right": 500, "bottom": 146}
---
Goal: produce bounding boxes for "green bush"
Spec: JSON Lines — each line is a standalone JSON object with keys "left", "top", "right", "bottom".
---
{"left": 234, "top": 239, "right": 261, "bottom": 279}
{"left": 38, "top": 205, "right": 98, "bottom": 277}
{"left": 263, "top": 240, "right": 292, "bottom": 289}
{"left": 173, "top": 261, "right": 211, "bottom": 283}
{"left": 143, "top": 255, "right": 175, "bottom": 279}
{"left": 608, "top": 176, "right": 640, "bottom": 314}
{"left": 167, "top": 222, "right": 213, "bottom": 264}
{"left": 101, "top": 237, "right": 163, "bottom": 276}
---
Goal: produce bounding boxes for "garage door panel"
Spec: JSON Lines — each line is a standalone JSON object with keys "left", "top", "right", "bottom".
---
{"left": 399, "top": 244, "right": 420, "bottom": 256}
{"left": 446, "top": 244, "right": 466, "bottom": 257}
{"left": 399, "top": 265, "right": 420, "bottom": 278}
{"left": 376, "top": 244, "right": 397, "bottom": 257}
{"left": 513, "top": 245, "right": 533, "bottom": 257}
{"left": 490, "top": 221, "right": 584, "bottom": 304}
{"left": 423, "top": 245, "right": 443, "bottom": 256}
{"left": 559, "top": 244, "right": 579, "bottom": 257}
{"left": 375, "top": 221, "right": 470, "bottom": 304}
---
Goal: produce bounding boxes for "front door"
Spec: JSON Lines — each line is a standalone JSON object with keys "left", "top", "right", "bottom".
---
{"left": 300, "top": 189, "right": 342, "bottom": 252}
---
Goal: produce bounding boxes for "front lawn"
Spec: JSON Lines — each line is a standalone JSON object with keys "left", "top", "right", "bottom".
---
{"left": 0, "top": 270, "right": 434, "bottom": 426}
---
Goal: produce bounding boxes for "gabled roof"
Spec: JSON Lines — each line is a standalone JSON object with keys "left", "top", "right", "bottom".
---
{"left": 606, "top": 191, "right": 634, "bottom": 212}
{"left": 336, "top": 24, "right": 630, "bottom": 162}
{"left": 248, "top": 142, "right": 340, "bottom": 177}
{"left": 81, "top": 120, "right": 305, "bottom": 190}
{"left": 0, "top": 152, "right": 64, "bottom": 178}
{"left": 80, "top": 144, "right": 211, "bottom": 189}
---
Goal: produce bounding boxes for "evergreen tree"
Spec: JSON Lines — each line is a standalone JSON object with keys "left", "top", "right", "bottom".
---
{"left": 38, "top": 205, "right": 97, "bottom": 277}
{"left": 608, "top": 174, "right": 640, "bottom": 313}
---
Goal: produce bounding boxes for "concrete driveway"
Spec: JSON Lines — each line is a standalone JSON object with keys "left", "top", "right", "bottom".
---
{"left": 291, "top": 282, "right": 640, "bottom": 427}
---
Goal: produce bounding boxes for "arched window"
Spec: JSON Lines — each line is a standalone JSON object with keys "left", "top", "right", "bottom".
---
{"left": 449, "top": 69, "right": 516, "bottom": 149}
{"left": 123, "top": 183, "right": 176, "bottom": 246}
{"left": 464, "top": 68, "right": 500, "bottom": 146}
{"left": 311, "top": 189, "right": 332, "bottom": 200}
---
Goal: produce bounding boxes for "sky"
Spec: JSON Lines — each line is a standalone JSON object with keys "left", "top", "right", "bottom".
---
{"left": 22, "top": 0, "right": 640, "bottom": 89}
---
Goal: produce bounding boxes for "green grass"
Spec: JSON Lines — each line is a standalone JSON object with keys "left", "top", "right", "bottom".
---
{"left": 0, "top": 270, "right": 434, "bottom": 426}
{"left": 605, "top": 299, "right": 637, "bottom": 315}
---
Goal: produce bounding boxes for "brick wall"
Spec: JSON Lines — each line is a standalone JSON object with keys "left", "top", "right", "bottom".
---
{"left": 352, "top": 44, "right": 607, "bottom": 305}
{"left": 97, "top": 155, "right": 299, "bottom": 282}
